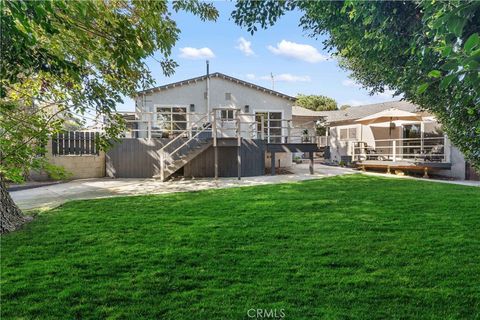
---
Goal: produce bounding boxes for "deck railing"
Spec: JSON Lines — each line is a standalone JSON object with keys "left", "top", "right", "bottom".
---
{"left": 352, "top": 136, "right": 449, "bottom": 163}
{"left": 115, "top": 110, "right": 317, "bottom": 144}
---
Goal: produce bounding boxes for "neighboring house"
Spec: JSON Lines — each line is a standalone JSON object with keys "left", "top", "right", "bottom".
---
{"left": 110, "top": 72, "right": 319, "bottom": 180}
{"left": 292, "top": 101, "right": 476, "bottom": 180}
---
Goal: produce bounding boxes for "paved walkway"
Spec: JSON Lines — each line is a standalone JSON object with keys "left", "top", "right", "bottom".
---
{"left": 11, "top": 164, "right": 479, "bottom": 211}
{"left": 11, "top": 164, "right": 356, "bottom": 210}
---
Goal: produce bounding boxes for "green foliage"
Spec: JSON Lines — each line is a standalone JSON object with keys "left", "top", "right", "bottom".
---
{"left": 0, "top": 101, "right": 57, "bottom": 182}
{"left": 296, "top": 94, "right": 338, "bottom": 111}
{"left": 2, "top": 176, "right": 479, "bottom": 318}
{"left": 0, "top": 0, "right": 218, "bottom": 181}
{"left": 233, "top": 1, "right": 480, "bottom": 169}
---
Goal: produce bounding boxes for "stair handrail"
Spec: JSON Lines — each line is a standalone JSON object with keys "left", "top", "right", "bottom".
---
{"left": 169, "top": 122, "right": 212, "bottom": 157}
{"left": 159, "top": 114, "right": 208, "bottom": 153}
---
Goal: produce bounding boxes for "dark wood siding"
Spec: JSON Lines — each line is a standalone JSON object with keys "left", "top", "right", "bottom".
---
{"left": 106, "top": 138, "right": 265, "bottom": 178}
{"left": 184, "top": 139, "right": 265, "bottom": 178}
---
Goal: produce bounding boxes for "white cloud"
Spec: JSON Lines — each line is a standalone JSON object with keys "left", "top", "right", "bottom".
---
{"left": 342, "top": 79, "right": 363, "bottom": 88}
{"left": 236, "top": 37, "right": 255, "bottom": 56}
{"left": 179, "top": 47, "right": 215, "bottom": 59}
{"left": 245, "top": 73, "right": 256, "bottom": 80}
{"left": 267, "top": 40, "right": 328, "bottom": 63}
{"left": 260, "top": 73, "right": 311, "bottom": 82}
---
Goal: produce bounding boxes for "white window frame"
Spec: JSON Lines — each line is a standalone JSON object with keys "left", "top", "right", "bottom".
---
{"left": 154, "top": 105, "right": 189, "bottom": 134}
{"left": 339, "top": 126, "right": 358, "bottom": 141}
{"left": 254, "top": 109, "right": 284, "bottom": 143}
{"left": 220, "top": 109, "right": 235, "bottom": 121}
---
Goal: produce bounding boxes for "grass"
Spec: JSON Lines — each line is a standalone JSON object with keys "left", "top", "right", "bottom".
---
{"left": 1, "top": 175, "right": 480, "bottom": 319}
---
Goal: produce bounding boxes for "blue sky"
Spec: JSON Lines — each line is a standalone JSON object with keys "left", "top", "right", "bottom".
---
{"left": 117, "top": 2, "right": 397, "bottom": 111}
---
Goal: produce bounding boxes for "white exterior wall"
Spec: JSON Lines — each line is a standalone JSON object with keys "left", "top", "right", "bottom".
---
{"left": 328, "top": 124, "right": 364, "bottom": 162}
{"left": 135, "top": 76, "right": 294, "bottom": 168}
{"left": 135, "top": 77, "right": 293, "bottom": 138}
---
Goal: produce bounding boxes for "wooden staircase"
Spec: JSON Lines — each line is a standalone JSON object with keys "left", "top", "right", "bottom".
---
{"left": 160, "top": 139, "right": 212, "bottom": 181}
{"left": 155, "top": 120, "right": 212, "bottom": 181}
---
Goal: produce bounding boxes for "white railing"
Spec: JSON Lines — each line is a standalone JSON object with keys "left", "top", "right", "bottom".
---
{"left": 117, "top": 109, "right": 322, "bottom": 180}
{"left": 352, "top": 136, "right": 449, "bottom": 163}
{"left": 116, "top": 110, "right": 318, "bottom": 144}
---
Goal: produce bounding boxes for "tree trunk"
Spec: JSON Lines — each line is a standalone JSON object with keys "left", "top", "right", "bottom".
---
{"left": 0, "top": 174, "right": 31, "bottom": 234}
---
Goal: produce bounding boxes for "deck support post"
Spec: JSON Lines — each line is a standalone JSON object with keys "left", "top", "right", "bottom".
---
{"left": 160, "top": 152, "right": 165, "bottom": 181}
{"left": 271, "top": 152, "right": 276, "bottom": 176}
{"left": 387, "top": 166, "right": 391, "bottom": 174}
{"left": 213, "top": 110, "right": 218, "bottom": 180}
{"left": 423, "top": 167, "right": 429, "bottom": 179}
{"left": 237, "top": 145, "right": 241, "bottom": 180}
{"left": 237, "top": 111, "right": 241, "bottom": 180}
{"left": 309, "top": 152, "right": 314, "bottom": 174}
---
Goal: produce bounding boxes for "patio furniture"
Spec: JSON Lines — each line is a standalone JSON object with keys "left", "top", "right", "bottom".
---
{"left": 423, "top": 145, "right": 444, "bottom": 162}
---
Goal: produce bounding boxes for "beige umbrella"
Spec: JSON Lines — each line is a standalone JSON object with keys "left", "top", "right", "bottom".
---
{"left": 355, "top": 108, "right": 423, "bottom": 125}
{"left": 355, "top": 108, "right": 423, "bottom": 139}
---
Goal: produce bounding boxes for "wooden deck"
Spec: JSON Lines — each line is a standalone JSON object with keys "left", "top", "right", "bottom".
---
{"left": 357, "top": 160, "right": 451, "bottom": 169}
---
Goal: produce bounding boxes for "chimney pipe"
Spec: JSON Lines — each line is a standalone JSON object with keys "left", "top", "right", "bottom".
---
{"left": 206, "top": 60, "right": 210, "bottom": 119}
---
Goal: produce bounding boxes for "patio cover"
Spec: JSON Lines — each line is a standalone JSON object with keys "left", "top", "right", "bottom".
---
{"left": 355, "top": 108, "right": 422, "bottom": 125}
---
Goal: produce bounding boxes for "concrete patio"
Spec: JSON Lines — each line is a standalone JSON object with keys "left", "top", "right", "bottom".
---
{"left": 10, "top": 163, "right": 479, "bottom": 211}
{"left": 11, "top": 164, "right": 356, "bottom": 210}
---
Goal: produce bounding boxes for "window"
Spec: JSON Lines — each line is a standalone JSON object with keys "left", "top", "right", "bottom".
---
{"left": 156, "top": 106, "right": 187, "bottom": 135}
{"left": 225, "top": 92, "right": 232, "bottom": 100}
{"left": 340, "top": 127, "right": 357, "bottom": 140}
{"left": 348, "top": 128, "right": 357, "bottom": 140}
{"left": 255, "top": 111, "right": 283, "bottom": 143}
{"left": 221, "top": 109, "right": 235, "bottom": 121}
{"left": 204, "top": 92, "right": 207, "bottom": 100}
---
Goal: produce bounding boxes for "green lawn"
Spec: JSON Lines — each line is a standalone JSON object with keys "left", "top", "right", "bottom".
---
{"left": 1, "top": 175, "right": 480, "bottom": 319}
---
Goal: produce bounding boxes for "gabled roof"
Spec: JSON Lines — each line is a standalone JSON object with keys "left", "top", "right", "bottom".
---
{"left": 137, "top": 72, "right": 296, "bottom": 101}
{"left": 326, "top": 101, "right": 423, "bottom": 123}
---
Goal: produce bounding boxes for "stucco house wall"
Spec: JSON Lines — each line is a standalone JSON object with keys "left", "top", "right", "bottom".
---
{"left": 135, "top": 74, "right": 295, "bottom": 168}
{"left": 135, "top": 76, "right": 294, "bottom": 136}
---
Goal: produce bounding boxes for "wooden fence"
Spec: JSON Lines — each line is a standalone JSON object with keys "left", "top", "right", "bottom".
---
{"left": 52, "top": 131, "right": 99, "bottom": 155}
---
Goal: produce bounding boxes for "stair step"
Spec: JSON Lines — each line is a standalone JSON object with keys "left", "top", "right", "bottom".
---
{"left": 160, "top": 140, "right": 213, "bottom": 181}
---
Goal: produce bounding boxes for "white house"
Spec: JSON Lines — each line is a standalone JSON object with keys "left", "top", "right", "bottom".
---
{"left": 112, "top": 72, "right": 318, "bottom": 180}
{"left": 292, "top": 101, "right": 477, "bottom": 180}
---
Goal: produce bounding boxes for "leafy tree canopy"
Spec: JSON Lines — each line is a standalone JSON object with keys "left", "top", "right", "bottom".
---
{"left": 233, "top": 0, "right": 480, "bottom": 169}
{"left": 0, "top": 0, "right": 218, "bottom": 182}
{"left": 0, "top": 0, "right": 218, "bottom": 233}
{"left": 296, "top": 94, "right": 338, "bottom": 111}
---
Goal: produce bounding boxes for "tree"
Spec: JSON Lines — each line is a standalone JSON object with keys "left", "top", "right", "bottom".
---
{"left": 232, "top": 1, "right": 480, "bottom": 169}
{"left": 0, "top": 0, "right": 218, "bottom": 233}
{"left": 296, "top": 94, "right": 338, "bottom": 111}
